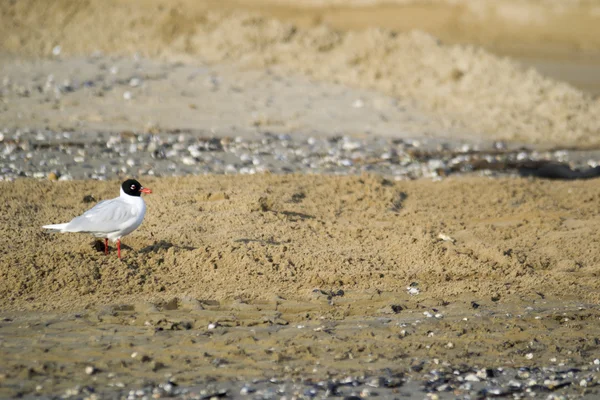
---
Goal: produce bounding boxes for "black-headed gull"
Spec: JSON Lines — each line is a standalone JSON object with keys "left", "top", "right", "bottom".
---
{"left": 43, "top": 179, "right": 152, "bottom": 259}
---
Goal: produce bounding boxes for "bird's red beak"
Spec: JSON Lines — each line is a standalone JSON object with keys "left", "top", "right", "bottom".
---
{"left": 140, "top": 187, "right": 152, "bottom": 194}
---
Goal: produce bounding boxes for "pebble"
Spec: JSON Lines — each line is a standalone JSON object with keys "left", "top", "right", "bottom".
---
{"left": 0, "top": 128, "right": 596, "bottom": 182}
{"left": 406, "top": 287, "right": 420, "bottom": 296}
{"left": 240, "top": 386, "right": 255, "bottom": 395}
{"left": 67, "top": 365, "right": 600, "bottom": 400}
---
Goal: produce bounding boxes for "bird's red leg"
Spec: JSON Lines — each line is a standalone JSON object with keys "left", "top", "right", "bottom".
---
{"left": 104, "top": 238, "right": 109, "bottom": 255}
{"left": 117, "top": 239, "right": 121, "bottom": 259}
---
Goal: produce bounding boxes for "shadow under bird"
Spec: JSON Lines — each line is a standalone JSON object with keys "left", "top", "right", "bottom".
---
{"left": 43, "top": 179, "right": 152, "bottom": 259}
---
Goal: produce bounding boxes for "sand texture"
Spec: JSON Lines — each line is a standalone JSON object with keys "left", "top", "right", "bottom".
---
{"left": 2, "top": 0, "right": 600, "bottom": 397}
{"left": 1, "top": 175, "right": 600, "bottom": 397}
{"left": 2, "top": 175, "right": 600, "bottom": 311}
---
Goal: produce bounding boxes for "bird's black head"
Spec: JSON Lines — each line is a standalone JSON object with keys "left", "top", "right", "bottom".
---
{"left": 121, "top": 179, "right": 151, "bottom": 197}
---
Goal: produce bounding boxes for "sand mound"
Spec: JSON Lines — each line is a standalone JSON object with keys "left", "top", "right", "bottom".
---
{"left": 1, "top": 175, "right": 599, "bottom": 312}
{"left": 1, "top": 0, "right": 600, "bottom": 147}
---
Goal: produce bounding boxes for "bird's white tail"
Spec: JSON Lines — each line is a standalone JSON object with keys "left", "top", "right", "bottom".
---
{"left": 42, "top": 223, "right": 68, "bottom": 232}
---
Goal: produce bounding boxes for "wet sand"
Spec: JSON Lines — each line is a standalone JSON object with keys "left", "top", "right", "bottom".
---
{"left": 2, "top": 298, "right": 599, "bottom": 398}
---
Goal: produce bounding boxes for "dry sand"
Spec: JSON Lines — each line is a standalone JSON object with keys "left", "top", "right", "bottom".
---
{"left": 3, "top": 174, "right": 600, "bottom": 311}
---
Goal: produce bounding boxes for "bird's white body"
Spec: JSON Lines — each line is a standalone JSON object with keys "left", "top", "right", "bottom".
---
{"left": 43, "top": 187, "right": 147, "bottom": 242}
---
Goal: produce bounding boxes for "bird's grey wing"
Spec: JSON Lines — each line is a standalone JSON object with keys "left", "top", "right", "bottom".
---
{"left": 65, "top": 199, "right": 138, "bottom": 233}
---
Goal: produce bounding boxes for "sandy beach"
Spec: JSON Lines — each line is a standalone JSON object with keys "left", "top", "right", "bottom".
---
{"left": 2, "top": 175, "right": 600, "bottom": 397}
{"left": 1, "top": 0, "right": 600, "bottom": 398}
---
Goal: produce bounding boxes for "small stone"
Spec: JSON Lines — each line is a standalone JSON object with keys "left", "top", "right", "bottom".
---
{"left": 476, "top": 368, "right": 493, "bottom": 379}
{"left": 85, "top": 366, "right": 96, "bottom": 375}
{"left": 352, "top": 99, "right": 364, "bottom": 108}
{"left": 151, "top": 361, "right": 165, "bottom": 372}
{"left": 140, "top": 355, "right": 152, "bottom": 362}
{"left": 240, "top": 386, "right": 255, "bottom": 395}
{"left": 437, "top": 233, "right": 455, "bottom": 243}
{"left": 580, "top": 379, "right": 588, "bottom": 387}
{"left": 366, "top": 377, "right": 383, "bottom": 388}
{"left": 594, "top": 359, "right": 600, "bottom": 365}
{"left": 464, "top": 374, "right": 480, "bottom": 382}
{"left": 445, "top": 342, "right": 454, "bottom": 349}
{"left": 129, "top": 78, "right": 142, "bottom": 87}
{"left": 525, "top": 353, "right": 534, "bottom": 360}
{"left": 406, "top": 286, "right": 420, "bottom": 296}
{"left": 181, "top": 156, "right": 196, "bottom": 166}
{"left": 47, "top": 172, "right": 58, "bottom": 181}
{"left": 508, "top": 380, "right": 522, "bottom": 389}
{"left": 517, "top": 370, "right": 530, "bottom": 379}
{"left": 436, "top": 384, "right": 450, "bottom": 392}
{"left": 123, "top": 91, "right": 132, "bottom": 100}
{"left": 378, "top": 304, "right": 403, "bottom": 314}
{"left": 544, "top": 379, "right": 560, "bottom": 388}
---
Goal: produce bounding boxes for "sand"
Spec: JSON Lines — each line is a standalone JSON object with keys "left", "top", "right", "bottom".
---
{"left": 0, "top": 56, "right": 456, "bottom": 140}
{"left": 2, "top": 174, "right": 600, "bottom": 311}
{"left": 2, "top": 0, "right": 600, "bottom": 397}
{"left": 2, "top": 0, "right": 600, "bottom": 147}
{"left": 1, "top": 175, "right": 600, "bottom": 397}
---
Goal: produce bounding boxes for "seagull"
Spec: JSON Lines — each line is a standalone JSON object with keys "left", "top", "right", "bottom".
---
{"left": 43, "top": 179, "right": 152, "bottom": 259}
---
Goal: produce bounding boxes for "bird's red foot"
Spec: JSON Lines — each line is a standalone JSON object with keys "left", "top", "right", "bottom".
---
{"left": 117, "top": 239, "right": 121, "bottom": 259}
{"left": 104, "top": 238, "right": 109, "bottom": 255}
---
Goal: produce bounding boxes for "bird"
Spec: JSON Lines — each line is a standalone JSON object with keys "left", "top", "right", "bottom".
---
{"left": 43, "top": 179, "right": 152, "bottom": 259}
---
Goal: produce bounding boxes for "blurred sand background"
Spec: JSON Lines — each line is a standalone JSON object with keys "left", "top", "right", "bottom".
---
{"left": 1, "top": 0, "right": 600, "bottom": 146}
{"left": 1, "top": 0, "right": 600, "bottom": 397}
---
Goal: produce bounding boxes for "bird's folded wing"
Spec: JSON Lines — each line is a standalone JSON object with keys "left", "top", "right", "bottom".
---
{"left": 65, "top": 199, "right": 138, "bottom": 233}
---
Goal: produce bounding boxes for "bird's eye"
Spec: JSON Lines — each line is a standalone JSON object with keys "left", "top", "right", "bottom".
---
{"left": 131, "top": 185, "right": 136, "bottom": 190}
